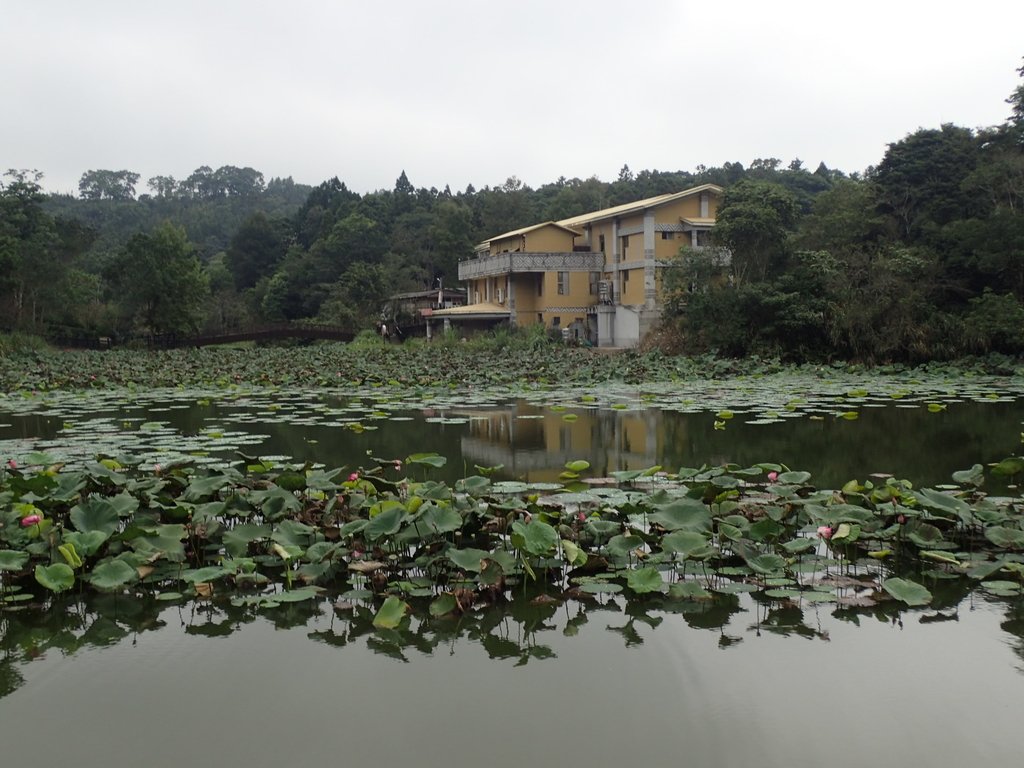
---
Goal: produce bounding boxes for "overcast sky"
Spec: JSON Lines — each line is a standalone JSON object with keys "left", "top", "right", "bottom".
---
{"left": 4, "top": 0, "right": 1022, "bottom": 197}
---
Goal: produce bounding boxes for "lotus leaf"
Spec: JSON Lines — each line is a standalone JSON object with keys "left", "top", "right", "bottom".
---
{"left": 429, "top": 593, "right": 458, "bottom": 617}
{"left": 605, "top": 534, "right": 645, "bottom": 559}
{"left": 130, "top": 524, "right": 187, "bottom": 561}
{"left": 415, "top": 504, "right": 462, "bottom": 535}
{"left": 305, "top": 541, "right": 341, "bottom": 563}
{"left": 748, "top": 519, "right": 784, "bottom": 541}
{"left": 271, "top": 519, "right": 317, "bottom": 549}
{"left": 181, "top": 473, "right": 233, "bottom": 502}
{"left": 648, "top": 499, "right": 711, "bottom": 533}
{"left": 981, "top": 580, "right": 1022, "bottom": 596}
{"left": 364, "top": 506, "right": 406, "bottom": 541}
{"left": 780, "top": 537, "right": 816, "bottom": 554}
{"left": 61, "top": 530, "right": 109, "bottom": 558}
{"left": 455, "top": 475, "right": 490, "bottom": 493}
{"left": 0, "top": 550, "right": 30, "bottom": 572}
{"left": 34, "top": 562, "right": 75, "bottom": 593}
{"left": 253, "top": 486, "right": 302, "bottom": 520}
{"left": 991, "top": 457, "right": 1024, "bottom": 477}
{"left": 914, "top": 488, "right": 972, "bottom": 523}
{"left": 668, "top": 581, "right": 712, "bottom": 599}
{"left": 222, "top": 523, "right": 272, "bottom": 557}
{"left": 951, "top": 464, "right": 985, "bottom": 486}
{"left": 88, "top": 559, "right": 139, "bottom": 591}
{"left": 712, "top": 582, "right": 759, "bottom": 594}
{"left": 511, "top": 520, "right": 559, "bottom": 557}
{"left": 181, "top": 566, "right": 229, "bottom": 584}
{"left": 626, "top": 567, "right": 664, "bottom": 593}
{"left": 578, "top": 581, "right": 623, "bottom": 594}
{"left": 373, "top": 596, "right": 409, "bottom": 629}
{"left": 406, "top": 453, "right": 447, "bottom": 468}
{"left": 985, "top": 526, "right": 1024, "bottom": 549}
{"left": 69, "top": 497, "right": 121, "bottom": 537}
{"left": 560, "top": 539, "right": 587, "bottom": 566}
{"left": 661, "top": 530, "right": 709, "bottom": 558}
{"left": 966, "top": 559, "right": 1007, "bottom": 579}
{"left": 447, "top": 548, "right": 492, "bottom": 572}
{"left": 882, "top": 577, "right": 933, "bottom": 606}
{"left": 745, "top": 553, "right": 787, "bottom": 575}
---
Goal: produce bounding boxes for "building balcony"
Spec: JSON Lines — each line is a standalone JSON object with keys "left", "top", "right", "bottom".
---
{"left": 459, "top": 251, "right": 605, "bottom": 280}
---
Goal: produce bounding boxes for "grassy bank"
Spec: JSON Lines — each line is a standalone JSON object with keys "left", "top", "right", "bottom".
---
{"left": 1, "top": 330, "right": 1022, "bottom": 392}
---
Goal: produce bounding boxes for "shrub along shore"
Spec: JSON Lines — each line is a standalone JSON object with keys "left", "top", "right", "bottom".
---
{"left": 1, "top": 332, "right": 1023, "bottom": 392}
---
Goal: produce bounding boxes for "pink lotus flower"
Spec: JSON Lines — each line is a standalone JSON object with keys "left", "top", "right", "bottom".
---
{"left": 767, "top": 471, "right": 778, "bottom": 483}
{"left": 817, "top": 525, "right": 833, "bottom": 540}
{"left": 393, "top": 460, "right": 402, "bottom": 470}
{"left": 577, "top": 512, "right": 586, "bottom": 522}
{"left": 897, "top": 514, "right": 906, "bottom": 525}
{"left": 21, "top": 514, "right": 42, "bottom": 527}
{"left": 6, "top": 459, "right": 16, "bottom": 470}
{"left": 348, "top": 472, "right": 359, "bottom": 482}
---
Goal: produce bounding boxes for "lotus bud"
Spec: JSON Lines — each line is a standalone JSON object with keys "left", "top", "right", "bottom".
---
{"left": 817, "top": 525, "right": 833, "bottom": 540}
{"left": 21, "top": 514, "right": 42, "bottom": 527}
{"left": 767, "top": 471, "right": 779, "bottom": 483}
{"left": 348, "top": 472, "right": 359, "bottom": 482}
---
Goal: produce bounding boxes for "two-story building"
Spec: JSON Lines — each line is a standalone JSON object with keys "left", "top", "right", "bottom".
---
{"left": 435, "top": 184, "right": 722, "bottom": 347}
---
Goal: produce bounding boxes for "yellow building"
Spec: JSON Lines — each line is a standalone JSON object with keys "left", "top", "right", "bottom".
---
{"left": 437, "top": 184, "right": 722, "bottom": 347}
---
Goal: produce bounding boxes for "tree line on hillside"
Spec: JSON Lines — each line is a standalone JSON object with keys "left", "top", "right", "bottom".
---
{"left": 662, "top": 60, "right": 1024, "bottom": 362}
{"left": 1, "top": 60, "right": 1021, "bottom": 360}
{"left": 0, "top": 157, "right": 838, "bottom": 341}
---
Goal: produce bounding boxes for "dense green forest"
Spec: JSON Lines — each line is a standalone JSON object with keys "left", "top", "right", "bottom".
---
{"left": 1, "top": 61, "right": 1021, "bottom": 361}
{"left": 663, "top": 61, "right": 1024, "bottom": 361}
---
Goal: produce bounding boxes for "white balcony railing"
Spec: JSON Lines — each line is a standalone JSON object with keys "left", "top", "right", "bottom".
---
{"left": 459, "top": 251, "right": 605, "bottom": 280}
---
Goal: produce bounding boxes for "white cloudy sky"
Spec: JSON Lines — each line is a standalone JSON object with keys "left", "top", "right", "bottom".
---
{"left": 4, "top": 0, "right": 1022, "bottom": 196}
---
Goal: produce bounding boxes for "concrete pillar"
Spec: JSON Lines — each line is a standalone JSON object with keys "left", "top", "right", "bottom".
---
{"left": 508, "top": 274, "right": 517, "bottom": 326}
{"left": 643, "top": 211, "right": 656, "bottom": 309}
{"left": 611, "top": 220, "right": 620, "bottom": 304}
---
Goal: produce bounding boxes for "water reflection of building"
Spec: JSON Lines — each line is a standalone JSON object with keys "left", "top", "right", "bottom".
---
{"left": 459, "top": 405, "right": 664, "bottom": 482}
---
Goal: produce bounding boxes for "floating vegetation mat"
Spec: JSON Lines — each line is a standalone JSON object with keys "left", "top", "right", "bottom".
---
{"left": 1, "top": 368, "right": 1023, "bottom": 470}
{"left": 2, "top": 451, "right": 1023, "bottom": 634}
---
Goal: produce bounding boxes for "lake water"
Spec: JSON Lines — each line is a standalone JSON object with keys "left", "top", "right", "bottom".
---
{"left": 2, "top": 374, "right": 1024, "bottom": 765}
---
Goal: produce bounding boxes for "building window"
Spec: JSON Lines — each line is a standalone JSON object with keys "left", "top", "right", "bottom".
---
{"left": 589, "top": 271, "right": 600, "bottom": 295}
{"left": 552, "top": 316, "right": 560, "bottom": 327}
{"left": 557, "top": 271, "right": 568, "bottom": 295}
{"left": 622, "top": 235, "right": 629, "bottom": 247}
{"left": 537, "top": 313, "right": 543, "bottom": 324}
{"left": 661, "top": 231, "right": 674, "bottom": 240}
{"left": 695, "top": 230, "right": 711, "bottom": 247}
{"left": 623, "top": 270, "right": 630, "bottom": 283}
{"left": 598, "top": 234, "right": 605, "bottom": 252}
{"left": 537, "top": 274, "right": 543, "bottom": 296}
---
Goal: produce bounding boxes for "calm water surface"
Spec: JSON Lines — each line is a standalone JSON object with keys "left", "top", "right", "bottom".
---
{"left": 2, "top": 380, "right": 1023, "bottom": 765}
{"left": 1, "top": 384, "right": 1022, "bottom": 488}
{"left": 2, "top": 588, "right": 1023, "bottom": 767}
